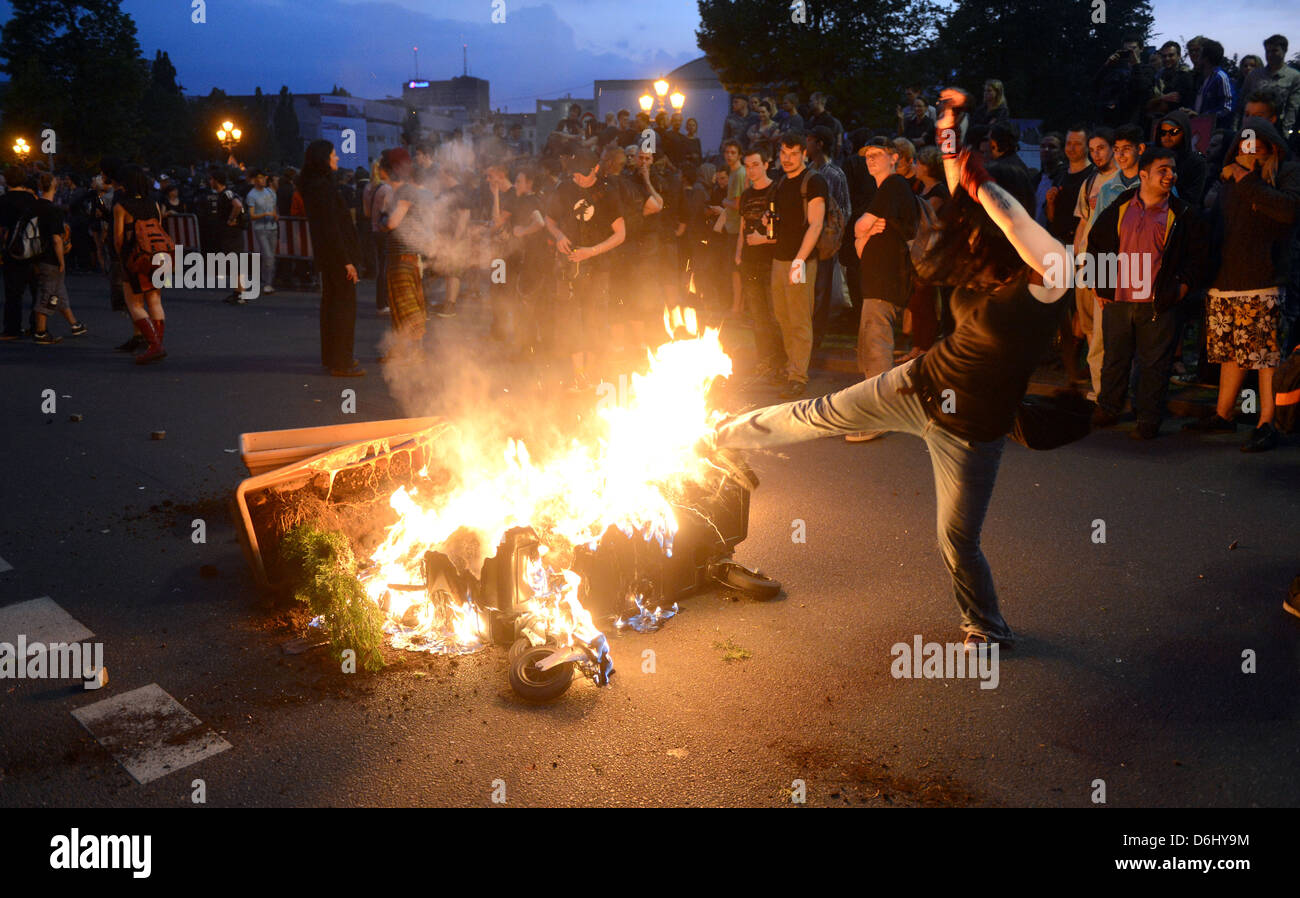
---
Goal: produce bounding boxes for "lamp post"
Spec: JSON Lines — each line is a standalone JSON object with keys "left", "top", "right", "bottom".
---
{"left": 13, "top": 137, "right": 31, "bottom": 163}
{"left": 216, "top": 120, "right": 242, "bottom": 164}
{"left": 639, "top": 79, "right": 687, "bottom": 120}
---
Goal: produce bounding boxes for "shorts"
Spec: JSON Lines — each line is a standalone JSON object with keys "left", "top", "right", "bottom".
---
{"left": 36, "top": 263, "right": 71, "bottom": 315}
{"left": 1206, "top": 288, "right": 1282, "bottom": 369}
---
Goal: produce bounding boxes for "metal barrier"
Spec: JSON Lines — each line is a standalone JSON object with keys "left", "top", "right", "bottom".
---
{"left": 164, "top": 212, "right": 313, "bottom": 261}
{"left": 242, "top": 217, "right": 312, "bottom": 260}
{"left": 162, "top": 213, "right": 201, "bottom": 250}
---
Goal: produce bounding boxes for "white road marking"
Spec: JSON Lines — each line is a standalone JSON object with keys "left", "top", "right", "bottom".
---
{"left": 72, "top": 683, "right": 232, "bottom": 785}
{"left": 0, "top": 596, "right": 93, "bottom": 646}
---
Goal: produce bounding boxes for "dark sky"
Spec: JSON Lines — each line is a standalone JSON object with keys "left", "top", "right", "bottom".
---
{"left": 2, "top": 1, "right": 1297, "bottom": 112}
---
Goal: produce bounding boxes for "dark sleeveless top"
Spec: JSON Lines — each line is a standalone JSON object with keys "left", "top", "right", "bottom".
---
{"left": 912, "top": 274, "right": 1066, "bottom": 442}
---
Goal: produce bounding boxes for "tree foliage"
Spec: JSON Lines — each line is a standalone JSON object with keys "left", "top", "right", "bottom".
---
{"left": 139, "top": 50, "right": 192, "bottom": 170}
{"left": 273, "top": 86, "right": 302, "bottom": 167}
{"left": 936, "top": 0, "right": 1155, "bottom": 130}
{"left": 697, "top": 0, "right": 945, "bottom": 129}
{"left": 697, "top": 0, "right": 1156, "bottom": 131}
{"left": 0, "top": 0, "right": 148, "bottom": 166}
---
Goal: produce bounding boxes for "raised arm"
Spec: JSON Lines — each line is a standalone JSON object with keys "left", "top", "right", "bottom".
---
{"left": 937, "top": 88, "right": 1066, "bottom": 300}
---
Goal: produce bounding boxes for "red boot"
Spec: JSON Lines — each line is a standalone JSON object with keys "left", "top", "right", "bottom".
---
{"left": 134, "top": 318, "right": 167, "bottom": 365}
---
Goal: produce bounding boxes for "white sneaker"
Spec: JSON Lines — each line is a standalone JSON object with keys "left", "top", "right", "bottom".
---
{"left": 845, "top": 431, "right": 886, "bottom": 443}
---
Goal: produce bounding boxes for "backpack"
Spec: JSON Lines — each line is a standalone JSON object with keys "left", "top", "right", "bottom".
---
{"left": 784, "top": 168, "right": 845, "bottom": 260}
{"left": 6, "top": 209, "right": 42, "bottom": 261}
{"left": 908, "top": 191, "right": 941, "bottom": 271}
{"left": 126, "top": 213, "right": 175, "bottom": 278}
{"left": 1274, "top": 342, "right": 1300, "bottom": 434}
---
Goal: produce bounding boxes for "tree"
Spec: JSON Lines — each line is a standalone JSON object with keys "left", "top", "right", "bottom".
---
{"left": 139, "top": 50, "right": 192, "bottom": 170}
{"left": 273, "top": 86, "right": 301, "bottom": 167}
{"left": 697, "top": 0, "right": 944, "bottom": 130}
{"left": 936, "top": 0, "right": 1155, "bottom": 130}
{"left": 0, "top": 0, "right": 149, "bottom": 166}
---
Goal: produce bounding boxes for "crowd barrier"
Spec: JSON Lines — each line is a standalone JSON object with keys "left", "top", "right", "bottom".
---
{"left": 161, "top": 213, "right": 313, "bottom": 260}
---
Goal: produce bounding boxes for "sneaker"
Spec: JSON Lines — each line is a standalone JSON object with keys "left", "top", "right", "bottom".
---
{"left": 31, "top": 331, "right": 62, "bottom": 345}
{"left": 224, "top": 294, "right": 248, "bottom": 305}
{"left": 1129, "top": 419, "right": 1160, "bottom": 440}
{"left": 845, "top": 431, "right": 886, "bottom": 442}
{"left": 69, "top": 322, "right": 88, "bottom": 337}
{"left": 1241, "top": 423, "right": 1279, "bottom": 453}
{"left": 262, "top": 286, "right": 276, "bottom": 295}
{"left": 1182, "top": 413, "right": 1237, "bottom": 433}
{"left": 1091, "top": 408, "right": 1119, "bottom": 428}
{"left": 434, "top": 302, "right": 457, "bottom": 318}
{"left": 963, "top": 632, "right": 1014, "bottom": 652}
{"left": 779, "top": 380, "right": 806, "bottom": 400}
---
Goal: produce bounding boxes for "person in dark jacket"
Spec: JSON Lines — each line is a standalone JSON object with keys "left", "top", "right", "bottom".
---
{"left": 1157, "top": 110, "right": 1207, "bottom": 207}
{"left": 299, "top": 140, "right": 363, "bottom": 376}
{"left": 1183, "top": 116, "right": 1300, "bottom": 452}
{"left": 1087, "top": 146, "right": 1209, "bottom": 438}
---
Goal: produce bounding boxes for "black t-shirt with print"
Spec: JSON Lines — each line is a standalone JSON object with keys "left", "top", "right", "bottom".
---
{"left": 546, "top": 177, "right": 623, "bottom": 270}
{"left": 739, "top": 181, "right": 778, "bottom": 266}
{"left": 859, "top": 173, "right": 918, "bottom": 307}
{"left": 35, "top": 198, "right": 66, "bottom": 266}
{"left": 771, "top": 168, "right": 828, "bottom": 261}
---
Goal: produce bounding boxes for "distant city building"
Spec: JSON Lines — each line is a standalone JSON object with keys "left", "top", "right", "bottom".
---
{"left": 403, "top": 75, "right": 490, "bottom": 120}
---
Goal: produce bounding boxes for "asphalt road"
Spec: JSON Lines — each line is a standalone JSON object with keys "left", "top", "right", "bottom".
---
{"left": 1, "top": 271, "right": 1297, "bottom": 808}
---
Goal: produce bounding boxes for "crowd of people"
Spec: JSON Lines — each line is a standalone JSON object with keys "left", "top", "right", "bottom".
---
{"left": 1, "top": 31, "right": 1297, "bottom": 451}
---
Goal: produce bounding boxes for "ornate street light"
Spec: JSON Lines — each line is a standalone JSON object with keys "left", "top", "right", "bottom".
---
{"left": 13, "top": 137, "right": 31, "bottom": 161}
{"left": 638, "top": 94, "right": 654, "bottom": 113}
{"left": 216, "top": 120, "right": 242, "bottom": 154}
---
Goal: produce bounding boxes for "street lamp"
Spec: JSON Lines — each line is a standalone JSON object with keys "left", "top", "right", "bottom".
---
{"left": 13, "top": 137, "right": 30, "bottom": 162}
{"left": 643, "top": 79, "right": 686, "bottom": 116}
{"left": 216, "top": 120, "right": 242, "bottom": 158}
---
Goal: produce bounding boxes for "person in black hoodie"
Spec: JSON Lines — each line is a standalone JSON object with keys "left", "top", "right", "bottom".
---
{"left": 1184, "top": 116, "right": 1300, "bottom": 452}
{"left": 299, "top": 139, "right": 363, "bottom": 377}
{"left": 1157, "top": 110, "right": 1207, "bottom": 207}
{"left": 1088, "top": 146, "right": 1209, "bottom": 438}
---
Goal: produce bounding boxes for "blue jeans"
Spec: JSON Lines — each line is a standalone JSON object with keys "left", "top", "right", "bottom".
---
{"left": 715, "top": 358, "right": 1014, "bottom": 641}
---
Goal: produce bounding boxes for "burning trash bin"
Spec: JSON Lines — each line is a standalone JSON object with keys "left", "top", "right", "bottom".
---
{"left": 230, "top": 311, "right": 780, "bottom": 701}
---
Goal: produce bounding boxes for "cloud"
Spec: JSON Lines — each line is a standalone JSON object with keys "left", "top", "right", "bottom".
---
{"left": 111, "top": 0, "right": 698, "bottom": 111}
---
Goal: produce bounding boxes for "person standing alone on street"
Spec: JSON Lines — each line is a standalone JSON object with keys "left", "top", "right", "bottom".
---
{"left": 299, "top": 140, "right": 363, "bottom": 377}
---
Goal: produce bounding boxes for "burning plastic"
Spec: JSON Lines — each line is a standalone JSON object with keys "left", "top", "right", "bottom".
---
{"left": 348, "top": 312, "right": 737, "bottom": 694}
{"left": 615, "top": 590, "right": 679, "bottom": 633}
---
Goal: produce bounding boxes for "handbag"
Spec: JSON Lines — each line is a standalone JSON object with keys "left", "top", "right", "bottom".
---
{"left": 1009, "top": 389, "right": 1095, "bottom": 450}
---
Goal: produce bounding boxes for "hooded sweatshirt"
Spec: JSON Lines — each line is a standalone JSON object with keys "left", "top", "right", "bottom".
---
{"left": 1209, "top": 116, "right": 1300, "bottom": 291}
{"left": 1160, "top": 110, "right": 1206, "bottom": 207}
